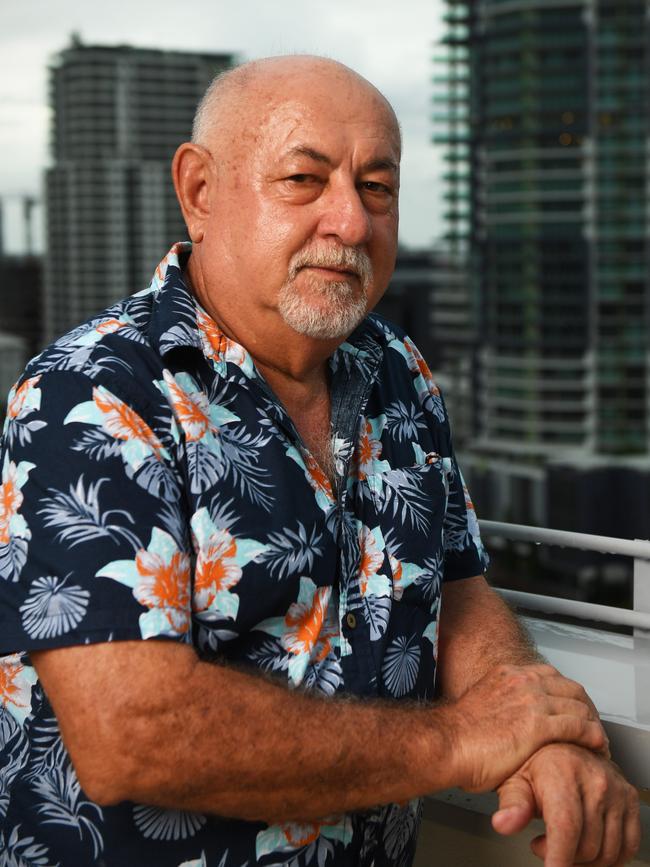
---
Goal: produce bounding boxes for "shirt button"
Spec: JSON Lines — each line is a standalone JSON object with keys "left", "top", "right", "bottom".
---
{"left": 346, "top": 612, "right": 357, "bottom": 629}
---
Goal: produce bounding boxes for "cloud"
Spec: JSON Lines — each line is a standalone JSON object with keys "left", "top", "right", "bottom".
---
{"left": 2, "top": 0, "right": 445, "bottom": 250}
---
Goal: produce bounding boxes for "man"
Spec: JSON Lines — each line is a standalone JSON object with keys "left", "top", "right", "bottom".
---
{"left": 0, "top": 56, "right": 639, "bottom": 867}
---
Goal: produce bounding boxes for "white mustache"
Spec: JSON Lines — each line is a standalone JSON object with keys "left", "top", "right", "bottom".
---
{"left": 288, "top": 245, "right": 373, "bottom": 288}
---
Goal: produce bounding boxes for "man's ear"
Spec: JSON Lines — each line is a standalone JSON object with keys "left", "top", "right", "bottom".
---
{"left": 171, "top": 143, "right": 214, "bottom": 244}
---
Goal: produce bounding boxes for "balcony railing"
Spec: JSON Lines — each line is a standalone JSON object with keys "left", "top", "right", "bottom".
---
{"left": 417, "top": 520, "right": 650, "bottom": 865}
{"left": 480, "top": 519, "right": 650, "bottom": 633}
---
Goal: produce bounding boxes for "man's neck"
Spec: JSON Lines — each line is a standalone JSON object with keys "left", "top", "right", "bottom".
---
{"left": 255, "top": 357, "right": 329, "bottom": 407}
{"left": 185, "top": 257, "right": 338, "bottom": 394}
{"left": 258, "top": 358, "right": 337, "bottom": 489}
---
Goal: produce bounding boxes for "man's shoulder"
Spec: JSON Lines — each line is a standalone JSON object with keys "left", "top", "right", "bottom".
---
{"left": 22, "top": 242, "right": 198, "bottom": 389}
{"left": 24, "top": 290, "right": 159, "bottom": 384}
{"left": 3, "top": 286, "right": 183, "bottom": 458}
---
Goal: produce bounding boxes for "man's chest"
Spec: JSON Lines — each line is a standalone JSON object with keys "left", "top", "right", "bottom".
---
{"left": 283, "top": 395, "right": 337, "bottom": 490}
{"left": 161, "top": 358, "right": 451, "bottom": 697}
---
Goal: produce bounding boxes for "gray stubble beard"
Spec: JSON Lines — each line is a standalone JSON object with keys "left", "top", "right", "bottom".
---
{"left": 277, "top": 245, "right": 374, "bottom": 340}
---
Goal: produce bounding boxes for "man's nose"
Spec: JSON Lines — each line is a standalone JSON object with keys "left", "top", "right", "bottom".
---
{"left": 316, "top": 181, "right": 372, "bottom": 247}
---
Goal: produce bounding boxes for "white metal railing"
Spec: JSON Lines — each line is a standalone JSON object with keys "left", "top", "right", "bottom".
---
{"left": 479, "top": 520, "right": 650, "bottom": 633}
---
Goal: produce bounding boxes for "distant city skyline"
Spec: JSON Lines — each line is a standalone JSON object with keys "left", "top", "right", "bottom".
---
{"left": 1, "top": 0, "right": 445, "bottom": 256}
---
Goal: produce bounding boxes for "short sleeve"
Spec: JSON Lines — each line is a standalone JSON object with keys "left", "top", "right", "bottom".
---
{"left": 439, "top": 396, "right": 489, "bottom": 582}
{"left": 0, "top": 370, "right": 191, "bottom": 654}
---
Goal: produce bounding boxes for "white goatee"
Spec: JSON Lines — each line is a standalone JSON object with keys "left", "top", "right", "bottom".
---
{"left": 278, "top": 244, "right": 373, "bottom": 340}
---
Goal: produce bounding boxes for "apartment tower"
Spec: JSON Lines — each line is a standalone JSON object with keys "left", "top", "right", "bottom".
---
{"left": 438, "top": 0, "right": 650, "bottom": 526}
{"left": 45, "top": 36, "right": 233, "bottom": 342}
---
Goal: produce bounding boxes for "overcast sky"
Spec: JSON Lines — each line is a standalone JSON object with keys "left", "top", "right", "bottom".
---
{"left": 1, "top": 0, "right": 446, "bottom": 253}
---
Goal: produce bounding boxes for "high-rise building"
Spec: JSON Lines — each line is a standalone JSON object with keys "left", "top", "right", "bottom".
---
{"left": 44, "top": 36, "right": 233, "bottom": 342}
{"left": 437, "top": 0, "right": 650, "bottom": 526}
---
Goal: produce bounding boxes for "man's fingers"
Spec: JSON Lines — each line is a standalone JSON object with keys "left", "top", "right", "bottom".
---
{"left": 593, "top": 804, "right": 625, "bottom": 866}
{"left": 572, "top": 779, "right": 605, "bottom": 863}
{"left": 528, "top": 758, "right": 640, "bottom": 867}
{"left": 504, "top": 663, "right": 595, "bottom": 708}
{"left": 541, "top": 678, "right": 609, "bottom": 757}
{"left": 547, "top": 715, "right": 607, "bottom": 753}
{"left": 596, "top": 785, "right": 640, "bottom": 867}
{"left": 519, "top": 664, "right": 603, "bottom": 728}
{"left": 548, "top": 696, "right": 592, "bottom": 720}
{"left": 534, "top": 786, "right": 583, "bottom": 867}
{"left": 555, "top": 709, "right": 610, "bottom": 757}
{"left": 621, "top": 788, "right": 642, "bottom": 864}
{"left": 510, "top": 746, "right": 639, "bottom": 867}
{"left": 493, "top": 775, "right": 536, "bottom": 836}
{"left": 529, "top": 832, "right": 547, "bottom": 860}
{"left": 542, "top": 675, "right": 599, "bottom": 713}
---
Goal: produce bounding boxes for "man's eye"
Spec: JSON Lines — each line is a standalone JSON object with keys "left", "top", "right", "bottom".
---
{"left": 361, "top": 181, "right": 391, "bottom": 195}
{"left": 287, "top": 174, "right": 319, "bottom": 184}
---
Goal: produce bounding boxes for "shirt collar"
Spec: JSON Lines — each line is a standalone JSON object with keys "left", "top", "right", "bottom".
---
{"left": 146, "top": 241, "right": 202, "bottom": 358}
{"left": 146, "top": 241, "right": 387, "bottom": 378}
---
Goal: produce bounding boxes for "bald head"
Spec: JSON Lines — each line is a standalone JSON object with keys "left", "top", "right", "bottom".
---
{"left": 191, "top": 55, "right": 401, "bottom": 155}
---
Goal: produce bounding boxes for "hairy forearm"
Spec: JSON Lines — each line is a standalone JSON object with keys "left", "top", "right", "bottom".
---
{"left": 120, "top": 662, "right": 453, "bottom": 821}
{"left": 436, "top": 575, "right": 543, "bottom": 700}
{"left": 35, "top": 642, "right": 453, "bottom": 823}
{"left": 35, "top": 635, "right": 606, "bottom": 823}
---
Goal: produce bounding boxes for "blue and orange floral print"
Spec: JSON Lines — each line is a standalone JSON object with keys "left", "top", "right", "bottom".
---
{"left": 0, "top": 242, "right": 488, "bottom": 866}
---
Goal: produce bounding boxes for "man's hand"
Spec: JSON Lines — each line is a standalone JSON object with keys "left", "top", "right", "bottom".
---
{"left": 441, "top": 663, "right": 607, "bottom": 793}
{"left": 492, "top": 744, "right": 641, "bottom": 866}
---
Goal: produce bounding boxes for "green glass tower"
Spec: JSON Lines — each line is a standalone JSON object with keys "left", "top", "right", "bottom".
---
{"left": 438, "top": 0, "right": 650, "bottom": 525}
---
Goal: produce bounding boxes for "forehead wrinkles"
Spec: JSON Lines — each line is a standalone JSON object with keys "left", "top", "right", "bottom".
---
{"left": 257, "top": 100, "right": 400, "bottom": 167}
{"left": 209, "top": 74, "right": 401, "bottom": 181}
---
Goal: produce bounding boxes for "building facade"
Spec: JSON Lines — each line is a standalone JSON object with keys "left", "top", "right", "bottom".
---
{"left": 44, "top": 36, "right": 233, "bottom": 342}
{"left": 438, "top": 0, "right": 650, "bottom": 526}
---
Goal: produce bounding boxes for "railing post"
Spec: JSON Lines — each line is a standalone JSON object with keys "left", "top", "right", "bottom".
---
{"left": 633, "top": 550, "right": 650, "bottom": 634}
{"left": 633, "top": 549, "right": 650, "bottom": 726}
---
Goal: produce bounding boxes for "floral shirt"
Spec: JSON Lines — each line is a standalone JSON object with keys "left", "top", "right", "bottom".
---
{"left": 0, "top": 243, "right": 488, "bottom": 867}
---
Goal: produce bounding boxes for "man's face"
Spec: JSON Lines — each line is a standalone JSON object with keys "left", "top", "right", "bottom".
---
{"left": 199, "top": 69, "right": 400, "bottom": 342}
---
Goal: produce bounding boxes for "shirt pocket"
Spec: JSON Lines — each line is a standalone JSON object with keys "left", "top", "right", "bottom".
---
{"left": 355, "top": 454, "right": 452, "bottom": 613}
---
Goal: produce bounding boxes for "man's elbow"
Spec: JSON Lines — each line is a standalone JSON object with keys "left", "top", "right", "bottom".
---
{"left": 81, "top": 777, "right": 124, "bottom": 808}
{"left": 69, "top": 705, "right": 201, "bottom": 808}
{"left": 49, "top": 690, "right": 143, "bottom": 804}
{"left": 69, "top": 742, "right": 135, "bottom": 806}
{"left": 32, "top": 642, "right": 202, "bottom": 807}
